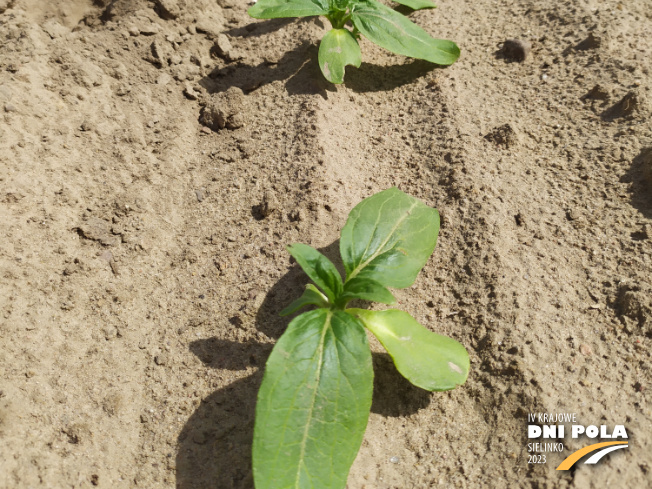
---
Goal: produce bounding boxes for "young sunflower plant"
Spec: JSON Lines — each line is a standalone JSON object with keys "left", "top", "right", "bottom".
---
{"left": 248, "top": 0, "right": 460, "bottom": 83}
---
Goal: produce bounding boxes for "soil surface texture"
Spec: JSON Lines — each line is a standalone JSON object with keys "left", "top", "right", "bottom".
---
{"left": 1, "top": 0, "right": 650, "bottom": 488}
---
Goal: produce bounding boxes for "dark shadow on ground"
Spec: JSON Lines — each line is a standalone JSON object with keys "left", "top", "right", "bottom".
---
{"left": 225, "top": 16, "right": 327, "bottom": 39}
{"left": 345, "top": 59, "right": 441, "bottom": 93}
{"left": 224, "top": 18, "right": 296, "bottom": 38}
{"left": 176, "top": 363, "right": 261, "bottom": 489}
{"left": 601, "top": 91, "right": 640, "bottom": 122}
{"left": 200, "top": 37, "right": 447, "bottom": 95}
{"left": 176, "top": 241, "right": 431, "bottom": 488}
{"left": 198, "top": 41, "right": 331, "bottom": 97}
{"left": 621, "top": 148, "right": 652, "bottom": 219}
{"left": 371, "top": 353, "right": 432, "bottom": 417}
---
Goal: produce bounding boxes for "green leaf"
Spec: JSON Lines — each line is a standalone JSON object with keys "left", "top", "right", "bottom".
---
{"left": 332, "top": 0, "right": 350, "bottom": 10}
{"left": 392, "top": 0, "right": 437, "bottom": 10}
{"left": 248, "top": 0, "right": 329, "bottom": 19}
{"left": 351, "top": 0, "right": 460, "bottom": 65}
{"left": 318, "top": 28, "right": 362, "bottom": 84}
{"left": 287, "top": 243, "right": 343, "bottom": 303}
{"left": 339, "top": 277, "right": 396, "bottom": 305}
{"left": 340, "top": 187, "right": 439, "bottom": 289}
{"left": 280, "top": 284, "right": 329, "bottom": 316}
{"left": 348, "top": 308, "right": 469, "bottom": 391}
{"left": 253, "top": 309, "right": 373, "bottom": 489}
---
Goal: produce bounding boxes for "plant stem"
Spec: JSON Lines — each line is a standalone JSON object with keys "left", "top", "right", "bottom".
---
{"left": 327, "top": 9, "right": 351, "bottom": 29}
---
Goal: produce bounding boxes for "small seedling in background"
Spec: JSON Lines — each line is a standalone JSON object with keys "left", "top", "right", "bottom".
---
{"left": 253, "top": 187, "right": 470, "bottom": 489}
{"left": 248, "top": 0, "right": 460, "bottom": 84}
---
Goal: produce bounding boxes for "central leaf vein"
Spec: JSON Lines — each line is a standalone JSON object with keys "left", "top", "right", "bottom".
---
{"left": 347, "top": 201, "right": 419, "bottom": 281}
{"left": 294, "top": 310, "right": 331, "bottom": 488}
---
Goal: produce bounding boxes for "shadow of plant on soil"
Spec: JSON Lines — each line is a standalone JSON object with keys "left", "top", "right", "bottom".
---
{"left": 176, "top": 242, "right": 431, "bottom": 489}
{"left": 199, "top": 40, "right": 332, "bottom": 97}
{"left": 201, "top": 51, "right": 441, "bottom": 97}
{"left": 201, "top": 25, "right": 446, "bottom": 96}
{"left": 345, "top": 59, "right": 441, "bottom": 93}
{"left": 224, "top": 17, "right": 297, "bottom": 38}
{"left": 621, "top": 148, "right": 652, "bottom": 219}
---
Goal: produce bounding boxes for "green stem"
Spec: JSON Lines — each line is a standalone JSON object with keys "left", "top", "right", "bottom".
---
{"left": 327, "top": 9, "right": 351, "bottom": 29}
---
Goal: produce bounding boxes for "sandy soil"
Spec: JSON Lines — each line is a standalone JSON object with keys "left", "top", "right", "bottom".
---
{"left": 1, "top": 0, "right": 650, "bottom": 488}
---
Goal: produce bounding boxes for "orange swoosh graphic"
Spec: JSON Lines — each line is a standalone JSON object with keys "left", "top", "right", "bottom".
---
{"left": 556, "top": 441, "right": 628, "bottom": 470}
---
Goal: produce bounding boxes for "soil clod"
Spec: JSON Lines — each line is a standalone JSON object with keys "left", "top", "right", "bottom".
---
{"left": 200, "top": 87, "right": 246, "bottom": 131}
{"left": 154, "top": 0, "right": 181, "bottom": 20}
{"left": 75, "top": 218, "right": 121, "bottom": 247}
{"left": 500, "top": 39, "right": 531, "bottom": 62}
{"left": 211, "top": 34, "right": 240, "bottom": 62}
{"left": 183, "top": 84, "right": 199, "bottom": 100}
{"left": 484, "top": 123, "right": 517, "bottom": 148}
{"left": 253, "top": 190, "right": 278, "bottom": 220}
{"left": 155, "top": 353, "right": 169, "bottom": 366}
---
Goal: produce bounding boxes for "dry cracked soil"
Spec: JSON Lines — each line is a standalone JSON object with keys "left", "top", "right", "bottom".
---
{"left": 1, "top": 0, "right": 651, "bottom": 488}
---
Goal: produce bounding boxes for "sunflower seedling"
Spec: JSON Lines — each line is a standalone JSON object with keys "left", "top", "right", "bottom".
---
{"left": 253, "top": 187, "right": 469, "bottom": 489}
{"left": 248, "top": 0, "right": 460, "bottom": 84}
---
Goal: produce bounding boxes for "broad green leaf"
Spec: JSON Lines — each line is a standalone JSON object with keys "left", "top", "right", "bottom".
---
{"left": 338, "top": 277, "right": 396, "bottom": 305}
{"left": 287, "top": 243, "right": 343, "bottom": 303}
{"left": 340, "top": 187, "right": 439, "bottom": 289}
{"left": 348, "top": 308, "right": 469, "bottom": 391}
{"left": 280, "top": 284, "right": 329, "bottom": 316}
{"left": 393, "top": 0, "right": 437, "bottom": 10}
{"left": 318, "top": 28, "right": 362, "bottom": 84}
{"left": 253, "top": 309, "right": 373, "bottom": 489}
{"left": 351, "top": 0, "right": 460, "bottom": 65}
{"left": 248, "top": 0, "right": 329, "bottom": 19}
